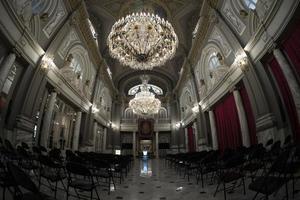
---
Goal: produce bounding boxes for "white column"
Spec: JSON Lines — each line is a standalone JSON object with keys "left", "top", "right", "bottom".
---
{"left": 0, "top": 53, "right": 16, "bottom": 91}
{"left": 132, "top": 131, "right": 136, "bottom": 158}
{"left": 155, "top": 131, "right": 159, "bottom": 158}
{"left": 209, "top": 110, "right": 218, "bottom": 150}
{"left": 72, "top": 111, "right": 82, "bottom": 150}
{"left": 103, "top": 128, "right": 107, "bottom": 152}
{"left": 184, "top": 128, "right": 188, "bottom": 152}
{"left": 273, "top": 48, "right": 300, "bottom": 119}
{"left": 40, "top": 92, "right": 57, "bottom": 147}
{"left": 92, "top": 122, "right": 98, "bottom": 151}
{"left": 233, "top": 90, "right": 251, "bottom": 147}
{"left": 193, "top": 122, "right": 198, "bottom": 151}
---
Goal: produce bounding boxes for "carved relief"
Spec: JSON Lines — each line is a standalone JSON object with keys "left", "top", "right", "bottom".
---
{"left": 60, "top": 54, "right": 75, "bottom": 82}
{"left": 222, "top": 1, "right": 246, "bottom": 35}
{"left": 60, "top": 54, "right": 84, "bottom": 95}
{"left": 13, "top": 0, "right": 33, "bottom": 27}
{"left": 58, "top": 29, "right": 79, "bottom": 59}
{"left": 208, "top": 53, "right": 230, "bottom": 89}
{"left": 43, "top": 0, "right": 66, "bottom": 37}
{"left": 209, "top": 27, "right": 232, "bottom": 57}
{"left": 256, "top": 0, "right": 275, "bottom": 19}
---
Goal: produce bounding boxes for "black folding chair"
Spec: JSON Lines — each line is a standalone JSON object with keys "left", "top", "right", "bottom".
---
{"left": 243, "top": 144, "right": 266, "bottom": 181}
{"left": 66, "top": 162, "right": 101, "bottom": 200}
{"left": 92, "top": 160, "right": 115, "bottom": 194}
{"left": 0, "top": 161, "right": 15, "bottom": 200}
{"left": 249, "top": 149, "right": 291, "bottom": 200}
{"left": 7, "top": 162, "right": 55, "bottom": 200}
{"left": 214, "top": 152, "right": 246, "bottom": 200}
{"left": 38, "top": 155, "right": 67, "bottom": 198}
{"left": 17, "top": 146, "right": 39, "bottom": 178}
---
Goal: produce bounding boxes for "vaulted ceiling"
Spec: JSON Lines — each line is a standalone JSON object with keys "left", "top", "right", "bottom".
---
{"left": 85, "top": 0, "right": 203, "bottom": 96}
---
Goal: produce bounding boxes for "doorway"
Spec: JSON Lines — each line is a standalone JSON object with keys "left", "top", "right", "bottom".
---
{"left": 140, "top": 139, "right": 152, "bottom": 156}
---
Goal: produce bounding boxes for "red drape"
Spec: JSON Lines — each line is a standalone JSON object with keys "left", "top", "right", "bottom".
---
{"left": 268, "top": 57, "right": 300, "bottom": 143}
{"left": 187, "top": 126, "right": 196, "bottom": 152}
{"left": 239, "top": 85, "right": 257, "bottom": 145}
{"left": 214, "top": 94, "right": 242, "bottom": 151}
{"left": 282, "top": 21, "right": 300, "bottom": 76}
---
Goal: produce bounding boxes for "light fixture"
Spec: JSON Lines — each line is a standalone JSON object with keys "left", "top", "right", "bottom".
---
{"left": 175, "top": 121, "right": 184, "bottom": 129}
{"left": 235, "top": 53, "right": 249, "bottom": 72}
{"left": 192, "top": 104, "right": 200, "bottom": 114}
{"left": 129, "top": 76, "right": 161, "bottom": 116}
{"left": 107, "top": 12, "right": 178, "bottom": 70}
{"left": 41, "top": 55, "right": 54, "bottom": 71}
{"left": 92, "top": 104, "right": 99, "bottom": 113}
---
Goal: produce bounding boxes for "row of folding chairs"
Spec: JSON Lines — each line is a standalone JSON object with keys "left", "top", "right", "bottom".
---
{"left": 165, "top": 137, "right": 300, "bottom": 200}
{"left": 0, "top": 139, "right": 133, "bottom": 200}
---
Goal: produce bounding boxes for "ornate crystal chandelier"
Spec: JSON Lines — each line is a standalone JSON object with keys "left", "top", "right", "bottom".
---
{"left": 107, "top": 12, "right": 178, "bottom": 70}
{"left": 129, "top": 77, "right": 161, "bottom": 116}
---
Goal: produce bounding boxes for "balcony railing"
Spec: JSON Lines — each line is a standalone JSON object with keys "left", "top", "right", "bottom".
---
{"left": 121, "top": 118, "right": 171, "bottom": 124}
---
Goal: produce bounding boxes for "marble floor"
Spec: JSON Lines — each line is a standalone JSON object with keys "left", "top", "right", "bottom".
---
{"left": 1, "top": 158, "right": 300, "bottom": 200}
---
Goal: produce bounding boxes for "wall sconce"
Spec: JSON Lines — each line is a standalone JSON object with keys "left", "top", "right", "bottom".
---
{"left": 91, "top": 104, "right": 99, "bottom": 113}
{"left": 41, "top": 55, "right": 54, "bottom": 72}
{"left": 192, "top": 104, "right": 200, "bottom": 114}
{"left": 107, "top": 121, "right": 112, "bottom": 127}
{"left": 235, "top": 53, "right": 250, "bottom": 73}
{"left": 175, "top": 121, "right": 184, "bottom": 129}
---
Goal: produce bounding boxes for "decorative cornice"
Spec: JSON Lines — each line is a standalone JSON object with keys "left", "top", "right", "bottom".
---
{"left": 68, "top": 0, "right": 117, "bottom": 96}
{"left": 244, "top": 0, "right": 281, "bottom": 54}
{"left": 0, "top": 0, "right": 45, "bottom": 65}
{"left": 46, "top": 66, "right": 92, "bottom": 112}
{"left": 174, "top": 0, "right": 219, "bottom": 93}
{"left": 199, "top": 65, "right": 244, "bottom": 111}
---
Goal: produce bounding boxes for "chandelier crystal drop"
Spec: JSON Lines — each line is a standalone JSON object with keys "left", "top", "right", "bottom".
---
{"left": 129, "top": 79, "right": 161, "bottom": 116}
{"left": 107, "top": 12, "right": 178, "bottom": 70}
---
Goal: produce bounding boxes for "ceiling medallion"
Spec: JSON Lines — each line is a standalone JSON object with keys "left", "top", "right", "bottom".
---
{"left": 129, "top": 76, "right": 161, "bottom": 116}
{"left": 107, "top": 12, "right": 178, "bottom": 70}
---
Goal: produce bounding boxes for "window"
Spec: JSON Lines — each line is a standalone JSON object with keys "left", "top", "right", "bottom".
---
{"left": 208, "top": 53, "right": 220, "bottom": 69}
{"left": 32, "top": 0, "right": 45, "bottom": 14}
{"left": 244, "top": 0, "right": 257, "bottom": 10}
{"left": 128, "top": 84, "right": 163, "bottom": 96}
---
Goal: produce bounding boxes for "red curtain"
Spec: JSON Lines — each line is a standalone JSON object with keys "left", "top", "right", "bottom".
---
{"left": 214, "top": 94, "right": 242, "bottom": 151}
{"left": 240, "top": 85, "right": 257, "bottom": 145}
{"left": 187, "top": 126, "right": 196, "bottom": 152}
{"left": 268, "top": 58, "right": 300, "bottom": 143}
{"left": 282, "top": 21, "right": 300, "bottom": 76}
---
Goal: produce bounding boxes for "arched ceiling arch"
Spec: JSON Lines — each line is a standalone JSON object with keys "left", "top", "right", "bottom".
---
{"left": 117, "top": 70, "right": 174, "bottom": 97}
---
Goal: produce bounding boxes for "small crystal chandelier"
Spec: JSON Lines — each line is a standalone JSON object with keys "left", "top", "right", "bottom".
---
{"left": 129, "top": 76, "right": 161, "bottom": 116}
{"left": 107, "top": 12, "right": 178, "bottom": 70}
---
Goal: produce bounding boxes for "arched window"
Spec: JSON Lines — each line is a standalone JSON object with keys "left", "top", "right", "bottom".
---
{"left": 128, "top": 84, "right": 163, "bottom": 96}
{"left": 124, "top": 108, "right": 135, "bottom": 119}
{"left": 244, "top": 0, "right": 257, "bottom": 10}
{"left": 158, "top": 107, "right": 168, "bottom": 119}
{"left": 208, "top": 53, "right": 220, "bottom": 70}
